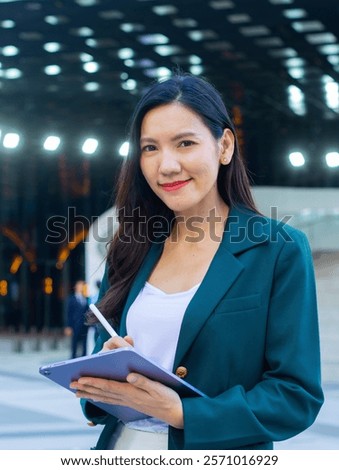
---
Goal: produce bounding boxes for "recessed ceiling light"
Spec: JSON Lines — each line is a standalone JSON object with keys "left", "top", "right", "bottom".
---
{"left": 190, "top": 65, "right": 204, "bottom": 75}
{"left": 4, "top": 68, "right": 22, "bottom": 79}
{"left": 189, "top": 55, "right": 202, "bottom": 64}
{"left": 269, "top": 48, "right": 297, "bottom": 58}
{"left": 85, "top": 38, "right": 97, "bottom": 47}
{"left": 326, "top": 152, "right": 339, "bottom": 167}
{"left": 70, "top": 27, "right": 95, "bottom": 37}
{"left": 124, "top": 60, "right": 135, "bottom": 67}
{"left": 117, "top": 48, "right": 135, "bottom": 60}
{"left": 171, "top": 55, "right": 193, "bottom": 64}
{"left": 306, "top": 33, "right": 337, "bottom": 45}
{"left": 323, "top": 78, "right": 339, "bottom": 111}
{"left": 227, "top": 14, "right": 251, "bottom": 24}
{"left": 288, "top": 67, "right": 305, "bottom": 79}
{"left": 1, "top": 45, "right": 19, "bottom": 56}
{"left": 98, "top": 10, "right": 124, "bottom": 19}
{"left": 25, "top": 2, "right": 42, "bottom": 11}
{"left": 3, "top": 133, "right": 20, "bottom": 149}
{"left": 239, "top": 25, "right": 271, "bottom": 37}
{"left": 172, "top": 18, "right": 198, "bottom": 28}
{"left": 43, "top": 42, "right": 62, "bottom": 53}
{"left": 288, "top": 85, "right": 304, "bottom": 101}
{"left": 289, "top": 151, "right": 305, "bottom": 167}
{"left": 284, "top": 57, "right": 306, "bottom": 67}
{"left": 282, "top": 8, "right": 307, "bottom": 19}
{"left": 288, "top": 85, "right": 306, "bottom": 116}
{"left": 187, "top": 30, "right": 218, "bottom": 41}
{"left": 269, "top": 0, "right": 294, "bottom": 4}
{"left": 209, "top": 1, "right": 234, "bottom": 10}
{"left": 84, "top": 82, "right": 100, "bottom": 92}
{"left": 138, "top": 34, "right": 170, "bottom": 45}
{"left": 82, "top": 138, "right": 98, "bottom": 155}
{"left": 83, "top": 62, "right": 99, "bottom": 73}
{"left": 44, "top": 15, "right": 69, "bottom": 25}
{"left": 114, "top": 57, "right": 155, "bottom": 68}
{"left": 154, "top": 45, "right": 183, "bottom": 56}
{"left": 152, "top": 5, "right": 178, "bottom": 15}
{"left": 44, "top": 65, "right": 61, "bottom": 76}
{"left": 121, "top": 79, "right": 137, "bottom": 91}
{"left": 144, "top": 67, "right": 172, "bottom": 78}
{"left": 75, "top": 0, "right": 99, "bottom": 6}
{"left": 327, "top": 55, "right": 339, "bottom": 66}
{"left": 43, "top": 136, "right": 61, "bottom": 151}
{"left": 291, "top": 21, "right": 325, "bottom": 33}
{"left": 1, "top": 20, "right": 16, "bottom": 29}
{"left": 318, "top": 44, "right": 339, "bottom": 55}
{"left": 119, "top": 142, "right": 129, "bottom": 158}
{"left": 86, "top": 38, "right": 117, "bottom": 48}
{"left": 321, "top": 75, "right": 333, "bottom": 85}
{"left": 80, "top": 53, "right": 94, "bottom": 62}
{"left": 120, "top": 23, "right": 145, "bottom": 33}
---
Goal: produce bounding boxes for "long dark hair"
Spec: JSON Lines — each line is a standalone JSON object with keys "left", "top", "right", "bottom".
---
{"left": 93, "top": 73, "right": 258, "bottom": 326}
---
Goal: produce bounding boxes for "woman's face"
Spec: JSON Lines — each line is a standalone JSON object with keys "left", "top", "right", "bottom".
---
{"left": 139, "top": 102, "right": 234, "bottom": 216}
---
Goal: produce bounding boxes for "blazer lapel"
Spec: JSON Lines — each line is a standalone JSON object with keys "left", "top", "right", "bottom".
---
{"left": 173, "top": 245, "right": 244, "bottom": 370}
{"left": 173, "top": 205, "right": 269, "bottom": 369}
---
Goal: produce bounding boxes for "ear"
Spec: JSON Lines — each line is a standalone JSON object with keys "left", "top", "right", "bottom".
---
{"left": 219, "top": 129, "right": 234, "bottom": 165}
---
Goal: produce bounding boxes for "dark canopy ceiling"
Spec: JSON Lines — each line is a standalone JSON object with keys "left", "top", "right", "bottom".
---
{"left": 1, "top": 0, "right": 338, "bottom": 124}
{"left": 0, "top": 0, "right": 338, "bottom": 186}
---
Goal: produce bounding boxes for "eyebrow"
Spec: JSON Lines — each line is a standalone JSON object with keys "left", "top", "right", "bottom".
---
{"left": 140, "top": 131, "right": 200, "bottom": 145}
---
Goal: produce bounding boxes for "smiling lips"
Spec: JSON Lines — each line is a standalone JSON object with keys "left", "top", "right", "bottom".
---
{"left": 159, "top": 179, "right": 192, "bottom": 192}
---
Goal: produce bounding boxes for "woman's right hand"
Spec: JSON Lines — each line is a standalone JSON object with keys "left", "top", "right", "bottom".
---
{"left": 100, "top": 335, "right": 134, "bottom": 352}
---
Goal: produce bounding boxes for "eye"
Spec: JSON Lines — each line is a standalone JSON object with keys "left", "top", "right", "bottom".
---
{"left": 142, "top": 144, "right": 157, "bottom": 152}
{"left": 178, "top": 140, "right": 195, "bottom": 148}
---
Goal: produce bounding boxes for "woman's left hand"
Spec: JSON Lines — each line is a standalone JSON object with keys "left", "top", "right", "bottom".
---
{"left": 70, "top": 373, "right": 184, "bottom": 429}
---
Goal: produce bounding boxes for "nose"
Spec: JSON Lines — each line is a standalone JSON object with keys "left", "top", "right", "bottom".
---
{"left": 158, "top": 149, "right": 181, "bottom": 176}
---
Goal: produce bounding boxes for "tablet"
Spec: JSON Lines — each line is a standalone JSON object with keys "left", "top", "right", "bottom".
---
{"left": 39, "top": 347, "right": 206, "bottom": 422}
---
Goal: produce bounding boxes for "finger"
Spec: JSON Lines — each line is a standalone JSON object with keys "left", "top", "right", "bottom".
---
{"left": 71, "top": 376, "right": 125, "bottom": 392}
{"left": 75, "top": 390, "right": 126, "bottom": 405}
{"left": 126, "top": 373, "right": 161, "bottom": 394}
{"left": 101, "top": 336, "right": 131, "bottom": 351}
{"left": 71, "top": 379, "right": 131, "bottom": 402}
{"left": 123, "top": 335, "right": 134, "bottom": 347}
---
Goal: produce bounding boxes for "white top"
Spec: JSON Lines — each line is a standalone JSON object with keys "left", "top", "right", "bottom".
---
{"left": 124, "top": 281, "right": 200, "bottom": 433}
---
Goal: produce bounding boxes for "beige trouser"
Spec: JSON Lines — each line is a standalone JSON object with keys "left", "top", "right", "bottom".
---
{"left": 107, "top": 422, "right": 168, "bottom": 450}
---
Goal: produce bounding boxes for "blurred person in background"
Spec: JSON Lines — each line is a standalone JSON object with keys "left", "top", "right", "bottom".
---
{"left": 64, "top": 280, "right": 88, "bottom": 358}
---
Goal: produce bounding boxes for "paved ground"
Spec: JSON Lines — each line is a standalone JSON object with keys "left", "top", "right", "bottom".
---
{"left": 0, "top": 343, "right": 338, "bottom": 450}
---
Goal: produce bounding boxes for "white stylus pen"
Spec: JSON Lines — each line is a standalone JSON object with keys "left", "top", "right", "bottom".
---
{"left": 89, "top": 303, "right": 118, "bottom": 338}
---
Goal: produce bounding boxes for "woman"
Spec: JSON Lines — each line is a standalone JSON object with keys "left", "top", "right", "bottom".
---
{"left": 71, "top": 73, "right": 323, "bottom": 450}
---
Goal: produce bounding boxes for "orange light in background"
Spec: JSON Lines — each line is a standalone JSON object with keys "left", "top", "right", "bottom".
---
{"left": 30, "top": 264, "right": 38, "bottom": 273}
{"left": 56, "top": 228, "right": 89, "bottom": 269}
{"left": 43, "top": 277, "right": 53, "bottom": 295}
{"left": 10, "top": 255, "right": 23, "bottom": 274}
{"left": 0, "top": 280, "right": 8, "bottom": 296}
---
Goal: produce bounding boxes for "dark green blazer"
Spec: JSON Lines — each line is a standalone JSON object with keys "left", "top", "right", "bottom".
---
{"left": 82, "top": 206, "right": 324, "bottom": 450}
